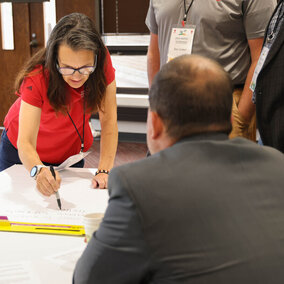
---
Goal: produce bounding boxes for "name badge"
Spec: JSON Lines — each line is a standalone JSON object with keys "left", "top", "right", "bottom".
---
{"left": 250, "top": 46, "right": 269, "bottom": 92}
{"left": 167, "top": 25, "right": 196, "bottom": 62}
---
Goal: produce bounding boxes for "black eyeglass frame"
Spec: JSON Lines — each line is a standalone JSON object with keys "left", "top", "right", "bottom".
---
{"left": 56, "top": 54, "right": 97, "bottom": 76}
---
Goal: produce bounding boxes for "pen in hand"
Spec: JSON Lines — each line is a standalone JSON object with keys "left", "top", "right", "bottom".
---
{"left": 50, "top": 165, "right": 62, "bottom": 210}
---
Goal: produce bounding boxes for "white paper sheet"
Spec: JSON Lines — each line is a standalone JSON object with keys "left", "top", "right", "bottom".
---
{"left": 45, "top": 245, "right": 86, "bottom": 271}
{"left": 0, "top": 262, "right": 40, "bottom": 284}
{"left": 55, "top": 152, "right": 91, "bottom": 171}
{"left": 0, "top": 165, "right": 109, "bottom": 225}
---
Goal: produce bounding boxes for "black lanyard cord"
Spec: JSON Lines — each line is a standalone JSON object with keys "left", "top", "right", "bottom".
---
{"left": 67, "top": 109, "right": 85, "bottom": 152}
{"left": 183, "top": 0, "right": 195, "bottom": 24}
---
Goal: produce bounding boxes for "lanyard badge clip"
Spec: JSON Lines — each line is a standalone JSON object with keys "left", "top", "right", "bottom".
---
{"left": 182, "top": 0, "right": 195, "bottom": 27}
{"left": 182, "top": 14, "right": 187, "bottom": 27}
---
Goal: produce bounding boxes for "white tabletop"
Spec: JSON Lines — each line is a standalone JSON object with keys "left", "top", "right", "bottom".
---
{"left": 0, "top": 165, "right": 109, "bottom": 283}
{"left": 0, "top": 232, "right": 86, "bottom": 283}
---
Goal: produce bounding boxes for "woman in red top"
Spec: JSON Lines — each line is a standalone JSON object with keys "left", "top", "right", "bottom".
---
{"left": 0, "top": 13, "right": 118, "bottom": 195}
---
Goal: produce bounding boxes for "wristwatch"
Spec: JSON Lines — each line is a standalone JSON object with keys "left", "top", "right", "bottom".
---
{"left": 30, "top": 165, "right": 47, "bottom": 179}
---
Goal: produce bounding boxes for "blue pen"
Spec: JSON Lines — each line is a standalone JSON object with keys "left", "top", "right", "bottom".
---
{"left": 50, "top": 166, "right": 62, "bottom": 210}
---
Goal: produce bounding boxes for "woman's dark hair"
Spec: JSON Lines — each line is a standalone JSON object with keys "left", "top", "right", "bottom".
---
{"left": 14, "top": 13, "right": 107, "bottom": 113}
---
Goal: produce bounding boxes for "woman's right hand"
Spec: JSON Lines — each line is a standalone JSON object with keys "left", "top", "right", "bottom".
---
{"left": 35, "top": 167, "right": 61, "bottom": 196}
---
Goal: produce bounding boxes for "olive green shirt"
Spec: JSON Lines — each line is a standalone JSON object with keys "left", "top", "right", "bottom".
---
{"left": 146, "top": 0, "right": 277, "bottom": 84}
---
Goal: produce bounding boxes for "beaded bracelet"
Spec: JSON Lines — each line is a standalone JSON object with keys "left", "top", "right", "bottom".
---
{"left": 95, "top": 169, "right": 110, "bottom": 176}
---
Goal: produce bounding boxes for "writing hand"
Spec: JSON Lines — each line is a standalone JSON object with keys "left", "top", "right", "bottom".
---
{"left": 36, "top": 167, "right": 61, "bottom": 196}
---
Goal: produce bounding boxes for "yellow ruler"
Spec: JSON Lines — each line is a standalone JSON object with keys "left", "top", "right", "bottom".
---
{"left": 0, "top": 216, "right": 85, "bottom": 236}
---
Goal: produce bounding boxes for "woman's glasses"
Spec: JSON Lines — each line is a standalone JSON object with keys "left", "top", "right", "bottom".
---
{"left": 57, "top": 55, "right": 97, "bottom": 76}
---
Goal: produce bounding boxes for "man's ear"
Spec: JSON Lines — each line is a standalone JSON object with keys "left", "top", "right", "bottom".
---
{"left": 148, "top": 110, "right": 164, "bottom": 139}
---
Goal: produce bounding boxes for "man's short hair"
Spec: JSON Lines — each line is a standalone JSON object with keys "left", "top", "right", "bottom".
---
{"left": 149, "top": 55, "right": 233, "bottom": 139}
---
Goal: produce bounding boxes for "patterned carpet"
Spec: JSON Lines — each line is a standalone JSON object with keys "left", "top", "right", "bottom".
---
{"left": 84, "top": 139, "right": 148, "bottom": 169}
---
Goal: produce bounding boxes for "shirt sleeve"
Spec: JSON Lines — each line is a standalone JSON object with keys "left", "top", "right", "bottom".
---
{"left": 73, "top": 167, "right": 151, "bottom": 284}
{"left": 243, "top": 0, "right": 277, "bottom": 39}
{"left": 145, "top": 0, "right": 158, "bottom": 34}
{"left": 104, "top": 48, "right": 116, "bottom": 85}
{"left": 19, "top": 75, "right": 44, "bottom": 108}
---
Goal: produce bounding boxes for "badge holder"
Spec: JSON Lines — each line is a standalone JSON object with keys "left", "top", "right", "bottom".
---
{"left": 167, "top": 24, "right": 196, "bottom": 63}
{"left": 250, "top": 46, "right": 269, "bottom": 92}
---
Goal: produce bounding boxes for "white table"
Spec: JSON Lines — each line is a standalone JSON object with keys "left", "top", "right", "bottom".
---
{"left": 0, "top": 165, "right": 109, "bottom": 283}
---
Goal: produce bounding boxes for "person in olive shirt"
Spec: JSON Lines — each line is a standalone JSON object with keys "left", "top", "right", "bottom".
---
{"left": 146, "top": 0, "right": 276, "bottom": 141}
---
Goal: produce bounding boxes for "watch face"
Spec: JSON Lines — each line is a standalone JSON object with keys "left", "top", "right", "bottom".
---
{"left": 30, "top": 166, "right": 38, "bottom": 177}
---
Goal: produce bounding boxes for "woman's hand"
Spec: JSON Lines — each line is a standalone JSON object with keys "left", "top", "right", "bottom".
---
{"left": 92, "top": 173, "right": 108, "bottom": 189}
{"left": 36, "top": 167, "right": 61, "bottom": 196}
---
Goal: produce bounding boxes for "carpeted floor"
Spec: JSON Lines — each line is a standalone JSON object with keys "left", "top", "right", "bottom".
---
{"left": 84, "top": 139, "right": 148, "bottom": 169}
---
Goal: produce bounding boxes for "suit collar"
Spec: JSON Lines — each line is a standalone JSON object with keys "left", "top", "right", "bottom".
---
{"left": 177, "top": 132, "right": 228, "bottom": 144}
{"left": 263, "top": 26, "right": 284, "bottom": 70}
{"left": 262, "top": 2, "right": 284, "bottom": 70}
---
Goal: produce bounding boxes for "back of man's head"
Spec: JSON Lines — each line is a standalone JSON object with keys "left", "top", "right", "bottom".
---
{"left": 149, "top": 54, "right": 233, "bottom": 140}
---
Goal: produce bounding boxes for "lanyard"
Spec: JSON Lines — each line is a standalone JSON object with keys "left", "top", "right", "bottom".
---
{"left": 267, "top": 2, "right": 284, "bottom": 42}
{"left": 182, "top": 0, "right": 195, "bottom": 27}
{"left": 67, "top": 105, "right": 85, "bottom": 153}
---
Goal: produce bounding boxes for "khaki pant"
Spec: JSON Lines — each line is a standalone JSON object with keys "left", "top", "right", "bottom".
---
{"left": 229, "top": 88, "right": 256, "bottom": 142}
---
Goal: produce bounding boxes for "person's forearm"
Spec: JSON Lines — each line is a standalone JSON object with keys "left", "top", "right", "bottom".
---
{"left": 237, "top": 61, "right": 257, "bottom": 122}
{"left": 237, "top": 36, "right": 264, "bottom": 123}
{"left": 147, "top": 53, "right": 160, "bottom": 87}
{"left": 17, "top": 101, "right": 43, "bottom": 173}
{"left": 147, "top": 33, "right": 160, "bottom": 87}
{"left": 17, "top": 141, "right": 43, "bottom": 172}
{"left": 98, "top": 121, "right": 118, "bottom": 171}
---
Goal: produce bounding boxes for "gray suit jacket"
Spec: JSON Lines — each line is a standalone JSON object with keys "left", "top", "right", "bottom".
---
{"left": 74, "top": 133, "right": 284, "bottom": 283}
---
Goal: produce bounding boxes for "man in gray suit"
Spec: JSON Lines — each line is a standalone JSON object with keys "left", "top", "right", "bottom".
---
{"left": 73, "top": 55, "right": 284, "bottom": 284}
